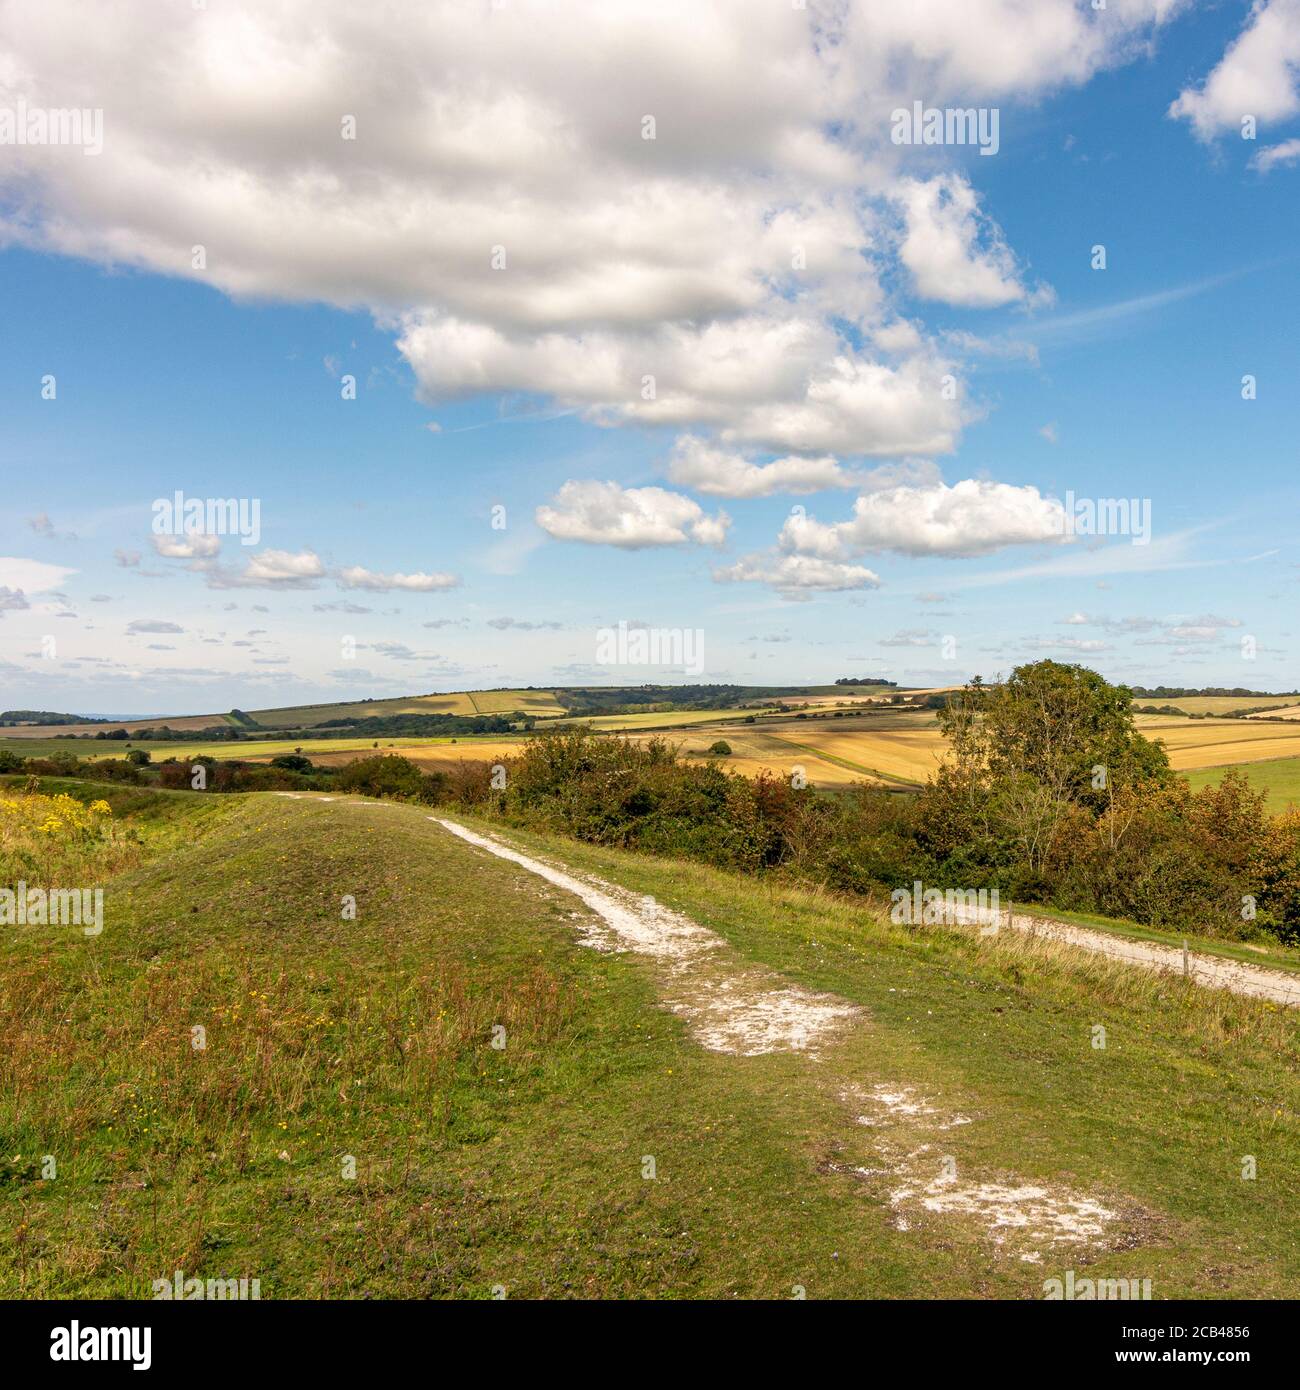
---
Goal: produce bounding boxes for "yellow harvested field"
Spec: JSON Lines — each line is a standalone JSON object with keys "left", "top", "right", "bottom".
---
{"left": 248, "top": 693, "right": 480, "bottom": 725}
{"left": 775, "top": 694, "right": 906, "bottom": 710}
{"left": 679, "top": 752, "right": 865, "bottom": 788}
{"left": 768, "top": 728, "right": 945, "bottom": 783}
{"left": 467, "top": 690, "right": 566, "bottom": 715}
{"left": 1133, "top": 716, "right": 1300, "bottom": 769}
{"left": 286, "top": 740, "right": 526, "bottom": 772}
{"left": 1131, "top": 695, "right": 1300, "bottom": 716}
{"left": 1248, "top": 704, "right": 1300, "bottom": 721}
{"left": 555, "top": 708, "right": 783, "bottom": 731}
{"left": 635, "top": 715, "right": 945, "bottom": 788}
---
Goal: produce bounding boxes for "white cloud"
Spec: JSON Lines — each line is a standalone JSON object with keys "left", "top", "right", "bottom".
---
{"left": 399, "top": 312, "right": 965, "bottom": 457}
{"left": 780, "top": 479, "right": 1067, "bottom": 559}
{"left": 1170, "top": 0, "right": 1300, "bottom": 139}
{"left": 0, "top": 1, "right": 1179, "bottom": 462}
{"left": 206, "top": 549, "right": 327, "bottom": 590}
{"left": 152, "top": 532, "right": 221, "bottom": 560}
{"left": 664, "top": 435, "right": 940, "bottom": 498}
{"left": 666, "top": 436, "right": 853, "bottom": 497}
{"left": 126, "top": 619, "right": 183, "bottom": 634}
{"left": 714, "top": 553, "right": 881, "bottom": 597}
{"left": 837, "top": 0, "right": 1185, "bottom": 107}
{"left": 1022, "top": 636, "right": 1112, "bottom": 652}
{"left": 893, "top": 175, "right": 1048, "bottom": 308}
{"left": 1251, "top": 136, "right": 1300, "bottom": 171}
{"left": 0, "top": 556, "right": 77, "bottom": 593}
{"left": 336, "top": 566, "right": 461, "bottom": 592}
{"left": 536, "top": 480, "right": 729, "bottom": 548}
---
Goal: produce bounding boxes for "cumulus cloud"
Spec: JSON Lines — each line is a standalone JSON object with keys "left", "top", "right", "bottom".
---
{"left": 893, "top": 175, "right": 1049, "bottom": 308}
{"left": 779, "top": 479, "right": 1068, "bottom": 559}
{"left": 146, "top": 535, "right": 462, "bottom": 596}
{"left": 536, "top": 480, "right": 729, "bottom": 548}
{"left": 1170, "top": 0, "right": 1300, "bottom": 139}
{"left": 399, "top": 313, "right": 965, "bottom": 457}
{"left": 0, "top": 556, "right": 76, "bottom": 592}
{"left": 336, "top": 566, "right": 461, "bottom": 592}
{"left": 0, "top": 0, "right": 1181, "bottom": 466}
{"left": 152, "top": 532, "right": 221, "bottom": 560}
{"left": 1251, "top": 136, "right": 1300, "bottom": 171}
{"left": 665, "top": 435, "right": 939, "bottom": 498}
{"left": 714, "top": 553, "right": 882, "bottom": 597}
{"left": 205, "top": 549, "right": 327, "bottom": 590}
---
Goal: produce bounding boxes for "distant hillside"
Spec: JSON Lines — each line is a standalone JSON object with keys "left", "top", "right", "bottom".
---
{"left": 0, "top": 710, "right": 102, "bottom": 726}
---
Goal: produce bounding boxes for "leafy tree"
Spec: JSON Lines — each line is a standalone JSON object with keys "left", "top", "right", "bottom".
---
{"left": 933, "top": 661, "right": 1171, "bottom": 875}
{"left": 335, "top": 754, "right": 425, "bottom": 799}
{"left": 271, "top": 754, "right": 313, "bottom": 773}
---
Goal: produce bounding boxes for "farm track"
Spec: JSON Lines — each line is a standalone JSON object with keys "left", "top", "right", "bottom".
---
{"left": 947, "top": 904, "right": 1300, "bottom": 1007}
{"left": 423, "top": 810, "right": 1140, "bottom": 1262}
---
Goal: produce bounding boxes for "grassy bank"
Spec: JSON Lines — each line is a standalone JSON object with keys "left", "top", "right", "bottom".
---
{"left": 3, "top": 785, "right": 1299, "bottom": 1298}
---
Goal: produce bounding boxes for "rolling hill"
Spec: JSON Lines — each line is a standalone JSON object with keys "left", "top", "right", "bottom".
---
{"left": 3, "top": 779, "right": 1299, "bottom": 1298}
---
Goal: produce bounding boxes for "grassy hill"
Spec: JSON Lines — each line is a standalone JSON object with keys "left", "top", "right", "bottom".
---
{"left": 4, "top": 779, "right": 1300, "bottom": 1298}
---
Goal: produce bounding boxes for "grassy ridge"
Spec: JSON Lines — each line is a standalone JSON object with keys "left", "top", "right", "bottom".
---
{"left": 3, "top": 786, "right": 1299, "bottom": 1298}
{"left": 0, "top": 789, "right": 937, "bottom": 1297}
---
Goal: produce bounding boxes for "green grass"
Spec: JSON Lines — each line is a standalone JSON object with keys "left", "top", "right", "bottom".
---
{"left": 446, "top": 810, "right": 1300, "bottom": 1298}
{"left": 4, "top": 783, "right": 1299, "bottom": 1299}
{"left": 1185, "top": 757, "right": 1300, "bottom": 814}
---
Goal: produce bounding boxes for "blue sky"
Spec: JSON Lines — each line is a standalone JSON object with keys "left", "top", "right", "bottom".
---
{"left": 1, "top": 0, "right": 1297, "bottom": 715}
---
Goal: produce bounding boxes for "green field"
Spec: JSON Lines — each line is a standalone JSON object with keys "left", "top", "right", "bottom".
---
{"left": 1184, "top": 757, "right": 1300, "bottom": 814}
{"left": 4, "top": 778, "right": 1300, "bottom": 1297}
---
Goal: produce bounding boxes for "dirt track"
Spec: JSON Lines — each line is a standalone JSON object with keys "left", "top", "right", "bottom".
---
{"left": 947, "top": 903, "right": 1300, "bottom": 1006}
